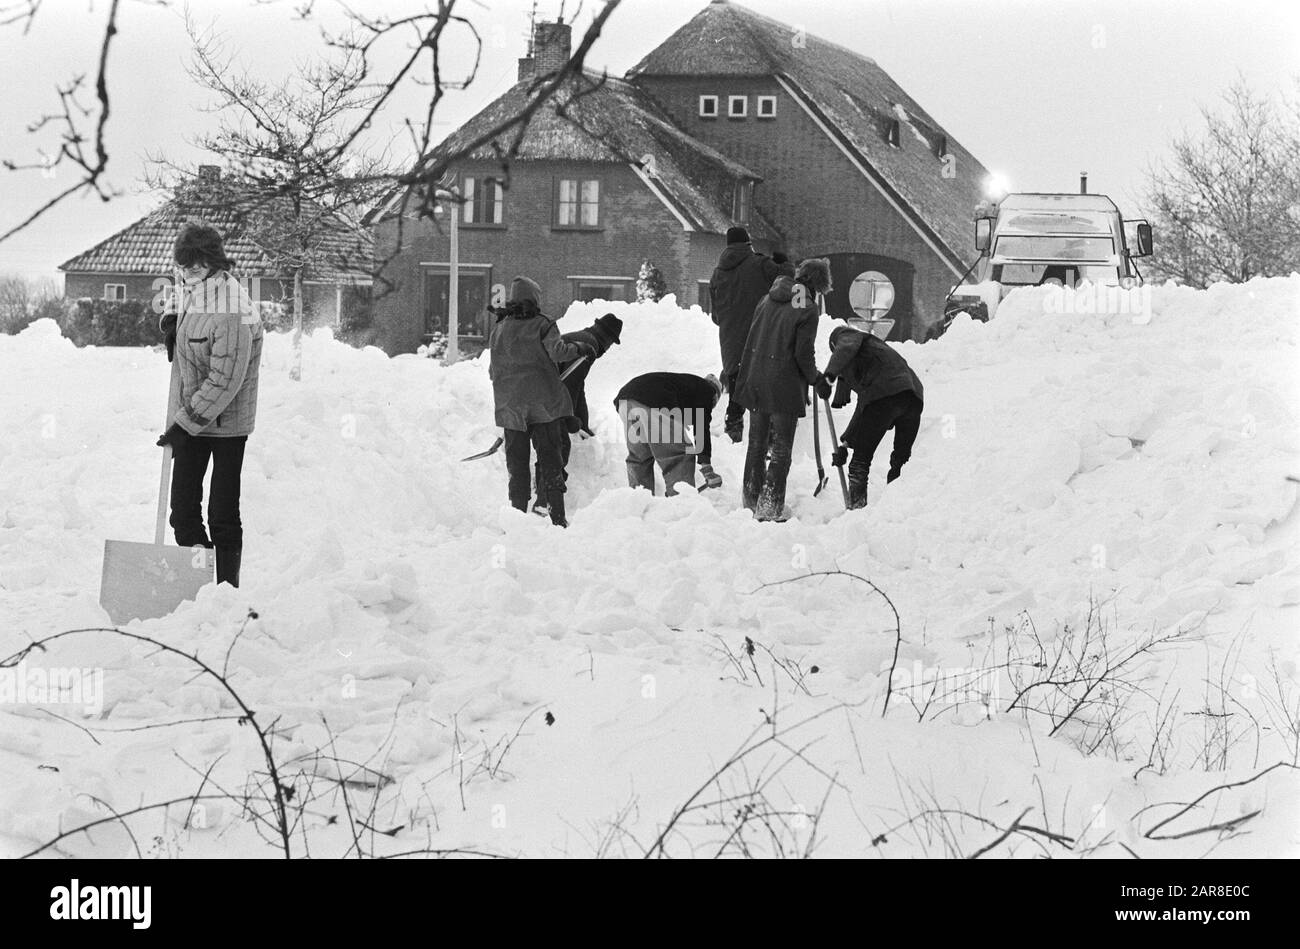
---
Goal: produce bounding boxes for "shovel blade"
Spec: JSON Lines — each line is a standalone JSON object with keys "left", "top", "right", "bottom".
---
{"left": 99, "top": 540, "right": 215, "bottom": 625}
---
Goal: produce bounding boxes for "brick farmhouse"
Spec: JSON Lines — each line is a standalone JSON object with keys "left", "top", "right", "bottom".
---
{"left": 370, "top": 0, "right": 990, "bottom": 354}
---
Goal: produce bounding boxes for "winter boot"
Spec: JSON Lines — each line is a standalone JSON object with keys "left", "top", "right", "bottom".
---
{"left": 886, "top": 466, "right": 902, "bottom": 484}
{"left": 215, "top": 546, "right": 242, "bottom": 588}
{"left": 531, "top": 498, "right": 550, "bottom": 518}
{"left": 847, "top": 475, "right": 869, "bottom": 510}
{"left": 546, "top": 490, "right": 568, "bottom": 528}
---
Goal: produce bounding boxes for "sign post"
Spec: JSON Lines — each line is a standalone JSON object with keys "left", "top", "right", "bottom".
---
{"left": 445, "top": 186, "right": 460, "bottom": 365}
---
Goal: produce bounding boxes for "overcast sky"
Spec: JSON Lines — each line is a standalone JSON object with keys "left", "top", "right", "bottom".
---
{"left": 1, "top": 0, "right": 1296, "bottom": 281}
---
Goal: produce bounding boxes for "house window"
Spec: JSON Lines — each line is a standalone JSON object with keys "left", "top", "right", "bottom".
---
{"left": 728, "top": 95, "right": 748, "bottom": 118}
{"left": 569, "top": 277, "right": 629, "bottom": 302}
{"left": 697, "top": 281, "right": 712, "bottom": 315}
{"left": 103, "top": 283, "right": 126, "bottom": 302}
{"left": 733, "top": 180, "right": 753, "bottom": 225}
{"left": 556, "top": 178, "right": 600, "bottom": 228}
{"left": 756, "top": 95, "right": 777, "bottom": 119}
{"left": 462, "top": 175, "right": 504, "bottom": 225}
{"left": 423, "top": 268, "right": 491, "bottom": 341}
{"left": 698, "top": 95, "right": 719, "bottom": 118}
{"left": 886, "top": 119, "right": 901, "bottom": 148}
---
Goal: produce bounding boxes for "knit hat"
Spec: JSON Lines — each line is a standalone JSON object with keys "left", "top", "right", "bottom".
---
{"left": 725, "top": 226, "right": 751, "bottom": 245}
{"left": 594, "top": 313, "right": 623, "bottom": 345}
{"left": 509, "top": 275, "right": 542, "bottom": 307}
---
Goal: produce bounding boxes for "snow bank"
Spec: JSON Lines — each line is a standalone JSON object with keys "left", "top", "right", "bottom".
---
{"left": 1, "top": 276, "right": 1297, "bottom": 858}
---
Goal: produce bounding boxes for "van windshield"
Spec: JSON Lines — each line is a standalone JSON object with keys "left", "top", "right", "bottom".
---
{"left": 993, "top": 263, "right": 1121, "bottom": 287}
{"left": 994, "top": 235, "right": 1115, "bottom": 261}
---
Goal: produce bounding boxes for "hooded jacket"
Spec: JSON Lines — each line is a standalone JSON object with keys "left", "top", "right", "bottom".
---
{"left": 709, "top": 244, "right": 784, "bottom": 377}
{"left": 488, "top": 302, "right": 585, "bottom": 431}
{"left": 824, "top": 325, "right": 924, "bottom": 406}
{"left": 733, "top": 275, "right": 821, "bottom": 417}
{"left": 166, "top": 270, "right": 264, "bottom": 437}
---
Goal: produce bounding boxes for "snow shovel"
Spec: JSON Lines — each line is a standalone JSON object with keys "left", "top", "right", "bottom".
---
{"left": 99, "top": 342, "right": 214, "bottom": 624}
{"left": 811, "top": 387, "right": 829, "bottom": 497}
{"left": 821, "top": 396, "right": 850, "bottom": 507}
{"left": 461, "top": 355, "right": 589, "bottom": 462}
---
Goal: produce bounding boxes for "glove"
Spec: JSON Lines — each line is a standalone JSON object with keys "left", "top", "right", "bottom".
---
{"left": 814, "top": 373, "right": 832, "bottom": 401}
{"left": 831, "top": 380, "right": 850, "bottom": 410}
{"left": 160, "top": 311, "right": 177, "bottom": 362}
{"left": 699, "top": 463, "right": 723, "bottom": 490}
{"left": 830, "top": 446, "right": 848, "bottom": 467}
{"left": 157, "top": 423, "right": 191, "bottom": 450}
{"left": 576, "top": 340, "right": 597, "bottom": 360}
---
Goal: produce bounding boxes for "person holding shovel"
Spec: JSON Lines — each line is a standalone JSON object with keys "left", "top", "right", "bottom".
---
{"left": 821, "top": 324, "right": 924, "bottom": 510}
{"left": 156, "top": 223, "right": 264, "bottom": 587}
{"left": 487, "top": 276, "right": 595, "bottom": 528}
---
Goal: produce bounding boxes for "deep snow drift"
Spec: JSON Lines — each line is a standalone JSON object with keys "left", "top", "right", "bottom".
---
{"left": 1, "top": 277, "right": 1297, "bottom": 858}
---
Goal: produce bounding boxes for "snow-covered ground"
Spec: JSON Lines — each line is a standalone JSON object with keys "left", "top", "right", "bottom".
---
{"left": 1, "top": 277, "right": 1298, "bottom": 858}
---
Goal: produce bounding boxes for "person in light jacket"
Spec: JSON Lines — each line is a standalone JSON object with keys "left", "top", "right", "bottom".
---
{"left": 488, "top": 276, "right": 594, "bottom": 527}
{"left": 156, "top": 223, "right": 264, "bottom": 587}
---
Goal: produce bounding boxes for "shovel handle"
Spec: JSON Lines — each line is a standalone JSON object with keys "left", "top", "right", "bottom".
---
{"left": 155, "top": 445, "right": 173, "bottom": 545}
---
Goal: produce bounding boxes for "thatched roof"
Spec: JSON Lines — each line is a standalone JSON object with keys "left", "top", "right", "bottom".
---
{"left": 374, "top": 72, "right": 778, "bottom": 239}
{"left": 60, "top": 176, "right": 374, "bottom": 283}
{"left": 629, "top": 0, "right": 988, "bottom": 269}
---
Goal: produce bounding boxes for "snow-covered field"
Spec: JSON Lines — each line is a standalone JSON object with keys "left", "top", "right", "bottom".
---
{"left": 1, "top": 277, "right": 1298, "bottom": 858}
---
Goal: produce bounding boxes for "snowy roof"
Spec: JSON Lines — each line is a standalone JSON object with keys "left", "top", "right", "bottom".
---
{"left": 628, "top": 0, "right": 989, "bottom": 269}
{"left": 60, "top": 177, "right": 375, "bottom": 283}
{"left": 371, "top": 72, "right": 780, "bottom": 240}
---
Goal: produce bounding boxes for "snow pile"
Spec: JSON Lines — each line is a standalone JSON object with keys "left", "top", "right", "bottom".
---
{"left": 0, "top": 276, "right": 1297, "bottom": 858}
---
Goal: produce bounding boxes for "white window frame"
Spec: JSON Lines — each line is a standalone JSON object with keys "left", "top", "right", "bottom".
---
{"left": 555, "top": 178, "right": 601, "bottom": 228}
{"left": 462, "top": 175, "right": 505, "bottom": 225}
{"left": 698, "top": 95, "right": 719, "bottom": 118}
{"left": 728, "top": 95, "right": 748, "bottom": 118}
{"left": 103, "top": 283, "right": 126, "bottom": 302}
{"left": 756, "top": 95, "right": 777, "bottom": 119}
{"left": 733, "top": 180, "right": 753, "bottom": 225}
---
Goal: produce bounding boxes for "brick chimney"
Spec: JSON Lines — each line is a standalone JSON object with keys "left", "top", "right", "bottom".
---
{"left": 197, "top": 164, "right": 221, "bottom": 183}
{"left": 517, "top": 19, "right": 572, "bottom": 82}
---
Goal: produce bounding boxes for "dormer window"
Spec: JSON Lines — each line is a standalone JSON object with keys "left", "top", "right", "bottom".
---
{"left": 756, "top": 95, "right": 776, "bottom": 119}
{"left": 733, "top": 180, "right": 753, "bottom": 225}
{"left": 698, "top": 95, "right": 719, "bottom": 118}
{"left": 886, "top": 119, "right": 900, "bottom": 148}
{"left": 934, "top": 134, "right": 948, "bottom": 159}
{"left": 728, "top": 95, "right": 748, "bottom": 119}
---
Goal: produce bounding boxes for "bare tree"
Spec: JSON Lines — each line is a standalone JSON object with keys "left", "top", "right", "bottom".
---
{"left": 0, "top": 0, "right": 623, "bottom": 245}
{"left": 1143, "top": 77, "right": 1300, "bottom": 287}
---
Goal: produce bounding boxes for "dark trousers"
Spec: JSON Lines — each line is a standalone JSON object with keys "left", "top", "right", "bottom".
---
{"left": 169, "top": 435, "right": 247, "bottom": 548}
{"left": 506, "top": 420, "right": 566, "bottom": 526}
{"left": 846, "top": 392, "right": 922, "bottom": 506}
{"left": 743, "top": 411, "right": 797, "bottom": 519}
{"left": 723, "top": 368, "right": 745, "bottom": 438}
{"left": 533, "top": 428, "right": 571, "bottom": 501}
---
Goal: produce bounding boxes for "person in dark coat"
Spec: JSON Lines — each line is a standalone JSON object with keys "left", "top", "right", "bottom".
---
{"left": 709, "top": 226, "right": 784, "bottom": 443}
{"left": 820, "top": 325, "right": 924, "bottom": 509}
{"left": 734, "top": 258, "right": 831, "bottom": 521}
{"left": 613, "top": 372, "right": 723, "bottom": 497}
{"left": 488, "top": 276, "right": 595, "bottom": 527}
{"left": 531, "top": 312, "right": 623, "bottom": 515}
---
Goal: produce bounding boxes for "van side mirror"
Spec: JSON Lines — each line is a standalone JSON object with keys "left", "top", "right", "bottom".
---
{"left": 1125, "top": 219, "right": 1153, "bottom": 258}
{"left": 1135, "top": 222, "right": 1153, "bottom": 257}
{"left": 975, "top": 218, "right": 992, "bottom": 253}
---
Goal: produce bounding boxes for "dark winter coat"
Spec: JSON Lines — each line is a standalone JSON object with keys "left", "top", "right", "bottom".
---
{"left": 613, "top": 372, "right": 717, "bottom": 464}
{"left": 824, "top": 326, "right": 924, "bottom": 406}
{"left": 556, "top": 323, "right": 617, "bottom": 432}
{"left": 734, "top": 276, "right": 821, "bottom": 417}
{"left": 488, "top": 306, "right": 585, "bottom": 431}
{"left": 709, "top": 245, "right": 784, "bottom": 377}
